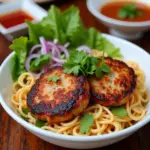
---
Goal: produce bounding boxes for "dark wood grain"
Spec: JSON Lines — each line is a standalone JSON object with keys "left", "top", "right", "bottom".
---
{"left": 0, "top": 0, "right": 150, "bottom": 150}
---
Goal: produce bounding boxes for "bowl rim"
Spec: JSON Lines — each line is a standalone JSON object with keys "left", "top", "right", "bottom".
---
{"left": 0, "top": 34, "right": 150, "bottom": 142}
{"left": 87, "top": 0, "right": 150, "bottom": 27}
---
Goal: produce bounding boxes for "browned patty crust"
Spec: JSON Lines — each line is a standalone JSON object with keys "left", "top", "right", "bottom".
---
{"left": 27, "top": 66, "right": 90, "bottom": 123}
{"left": 88, "top": 57, "right": 137, "bottom": 106}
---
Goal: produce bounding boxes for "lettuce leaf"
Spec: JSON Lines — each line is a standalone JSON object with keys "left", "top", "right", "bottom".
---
{"left": 26, "top": 20, "right": 53, "bottom": 45}
{"left": 85, "top": 28, "right": 122, "bottom": 58}
{"left": 9, "top": 37, "right": 29, "bottom": 81}
{"left": 40, "top": 5, "right": 66, "bottom": 44}
{"left": 26, "top": 5, "right": 122, "bottom": 58}
{"left": 26, "top": 20, "right": 41, "bottom": 45}
{"left": 98, "top": 37, "right": 122, "bottom": 58}
{"left": 62, "top": 6, "right": 86, "bottom": 46}
{"left": 11, "top": 54, "right": 19, "bottom": 81}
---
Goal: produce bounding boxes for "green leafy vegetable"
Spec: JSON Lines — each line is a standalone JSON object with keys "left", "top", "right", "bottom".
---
{"left": 63, "top": 50, "right": 98, "bottom": 76}
{"left": 21, "top": 115, "right": 29, "bottom": 121}
{"left": 95, "top": 52, "right": 110, "bottom": 78}
{"left": 28, "top": 5, "right": 121, "bottom": 57}
{"left": 111, "top": 106, "right": 128, "bottom": 117}
{"left": 62, "top": 6, "right": 86, "bottom": 46}
{"left": 41, "top": 5, "right": 66, "bottom": 44}
{"left": 11, "top": 54, "right": 19, "bottom": 81}
{"left": 48, "top": 75, "right": 60, "bottom": 82}
{"left": 98, "top": 37, "right": 122, "bottom": 58}
{"left": 9, "top": 37, "right": 29, "bottom": 81}
{"left": 21, "top": 108, "right": 29, "bottom": 121}
{"left": 30, "top": 54, "right": 51, "bottom": 71}
{"left": 26, "top": 20, "right": 42, "bottom": 45}
{"left": 118, "top": 4, "right": 143, "bottom": 19}
{"left": 35, "top": 119, "right": 46, "bottom": 127}
{"left": 63, "top": 50, "right": 110, "bottom": 78}
{"left": 80, "top": 112, "right": 94, "bottom": 134}
{"left": 10, "top": 5, "right": 122, "bottom": 81}
{"left": 22, "top": 108, "right": 29, "bottom": 115}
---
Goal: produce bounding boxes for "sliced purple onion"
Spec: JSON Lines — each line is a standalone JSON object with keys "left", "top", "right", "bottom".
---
{"left": 51, "top": 56, "right": 66, "bottom": 64}
{"left": 58, "top": 45, "right": 69, "bottom": 58}
{"left": 26, "top": 39, "right": 71, "bottom": 77}
{"left": 40, "top": 36, "right": 49, "bottom": 54}
{"left": 50, "top": 63, "right": 62, "bottom": 68}
{"left": 77, "top": 45, "right": 91, "bottom": 55}
{"left": 47, "top": 41, "right": 60, "bottom": 57}
{"left": 25, "top": 54, "right": 42, "bottom": 77}
{"left": 29, "top": 44, "right": 41, "bottom": 55}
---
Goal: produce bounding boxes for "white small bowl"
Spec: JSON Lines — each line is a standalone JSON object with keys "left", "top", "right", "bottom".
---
{"left": 0, "top": 34, "right": 150, "bottom": 149}
{"left": 0, "top": 0, "right": 47, "bottom": 39}
{"left": 87, "top": 0, "right": 150, "bottom": 40}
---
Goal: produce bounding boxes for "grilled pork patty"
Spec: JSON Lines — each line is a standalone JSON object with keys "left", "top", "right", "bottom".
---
{"left": 88, "top": 57, "right": 137, "bottom": 106}
{"left": 27, "top": 67, "right": 90, "bottom": 123}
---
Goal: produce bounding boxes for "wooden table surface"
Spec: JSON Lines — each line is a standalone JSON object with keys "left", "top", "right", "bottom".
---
{"left": 0, "top": 0, "right": 150, "bottom": 150}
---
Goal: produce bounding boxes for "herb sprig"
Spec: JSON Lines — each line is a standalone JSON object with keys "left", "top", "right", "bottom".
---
{"left": 118, "top": 4, "right": 143, "bottom": 19}
{"left": 48, "top": 75, "right": 60, "bottom": 82}
{"left": 63, "top": 50, "right": 110, "bottom": 78}
{"left": 111, "top": 106, "right": 127, "bottom": 117}
{"left": 80, "top": 112, "right": 94, "bottom": 134}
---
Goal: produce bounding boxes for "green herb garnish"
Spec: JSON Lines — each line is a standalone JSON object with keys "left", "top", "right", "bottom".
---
{"left": 80, "top": 112, "right": 94, "bottom": 134}
{"left": 30, "top": 54, "right": 51, "bottom": 72}
{"left": 22, "top": 108, "right": 29, "bottom": 115}
{"left": 118, "top": 4, "right": 143, "bottom": 19}
{"left": 63, "top": 50, "right": 110, "bottom": 78}
{"left": 111, "top": 106, "right": 128, "bottom": 117}
{"left": 21, "top": 115, "right": 29, "bottom": 121}
{"left": 35, "top": 119, "right": 46, "bottom": 127}
{"left": 47, "top": 75, "right": 60, "bottom": 82}
{"left": 95, "top": 52, "right": 110, "bottom": 78}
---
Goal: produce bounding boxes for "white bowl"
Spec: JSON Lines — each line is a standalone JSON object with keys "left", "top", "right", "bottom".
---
{"left": 87, "top": 0, "right": 150, "bottom": 40}
{"left": 0, "top": 34, "right": 150, "bottom": 149}
{"left": 0, "top": 0, "right": 47, "bottom": 39}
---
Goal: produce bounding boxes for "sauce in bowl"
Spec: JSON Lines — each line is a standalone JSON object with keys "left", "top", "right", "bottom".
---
{"left": 0, "top": 10, "right": 34, "bottom": 29}
{"left": 100, "top": 1, "right": 150, "bottom": 22}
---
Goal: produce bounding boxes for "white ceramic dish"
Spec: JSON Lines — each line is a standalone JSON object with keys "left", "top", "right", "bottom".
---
{"left": 87, "top": 0, "right": 150, "bottom": 40}
{"left": 0, "top": 0, "right": 47, "bottom": 39}
{"left": 0, "top": 34, "right": 150, "bottom": 149}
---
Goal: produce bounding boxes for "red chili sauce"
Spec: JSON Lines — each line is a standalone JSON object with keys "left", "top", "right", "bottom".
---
{"left": 0, "top": 10, "right": 34, "bottom": 28}
{"left": 100, "top": 1, "right": 150, "bottom": 22}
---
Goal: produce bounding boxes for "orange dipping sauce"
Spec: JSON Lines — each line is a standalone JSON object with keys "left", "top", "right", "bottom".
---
{"left": 100, "top": 1, "right": 150, "bottom": 22}
{"left": 0, "top": 10, "right": 34, "bottom": 29}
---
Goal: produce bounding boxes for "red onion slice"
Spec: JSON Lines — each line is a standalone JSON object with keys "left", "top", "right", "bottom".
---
{"left": 77, "top": 45, "right": 91, "bottom": 55}
{"left": 29, "top": 44, "right": 41, "bottom": 55}
{"left": 40, "top": 36, "right": 49, "bottom": 54}
{"left": 47, "top": 41, "right": 61, "bottom": 57}
{"left": 50, "top": 63, "right": 62, "bottom": 68}
{"left": 51, "top": 56, "right": 66, "bottom": 64}
{"left": 58, "top": 45, "right": 69, "bottom": 58}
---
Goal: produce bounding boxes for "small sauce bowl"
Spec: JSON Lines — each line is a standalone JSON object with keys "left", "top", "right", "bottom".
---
{"left": 0, "top": 0, "right": 47, "bottom": 40}
{"left": 87, "top": 0, "right": 150, "bottom": 40}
